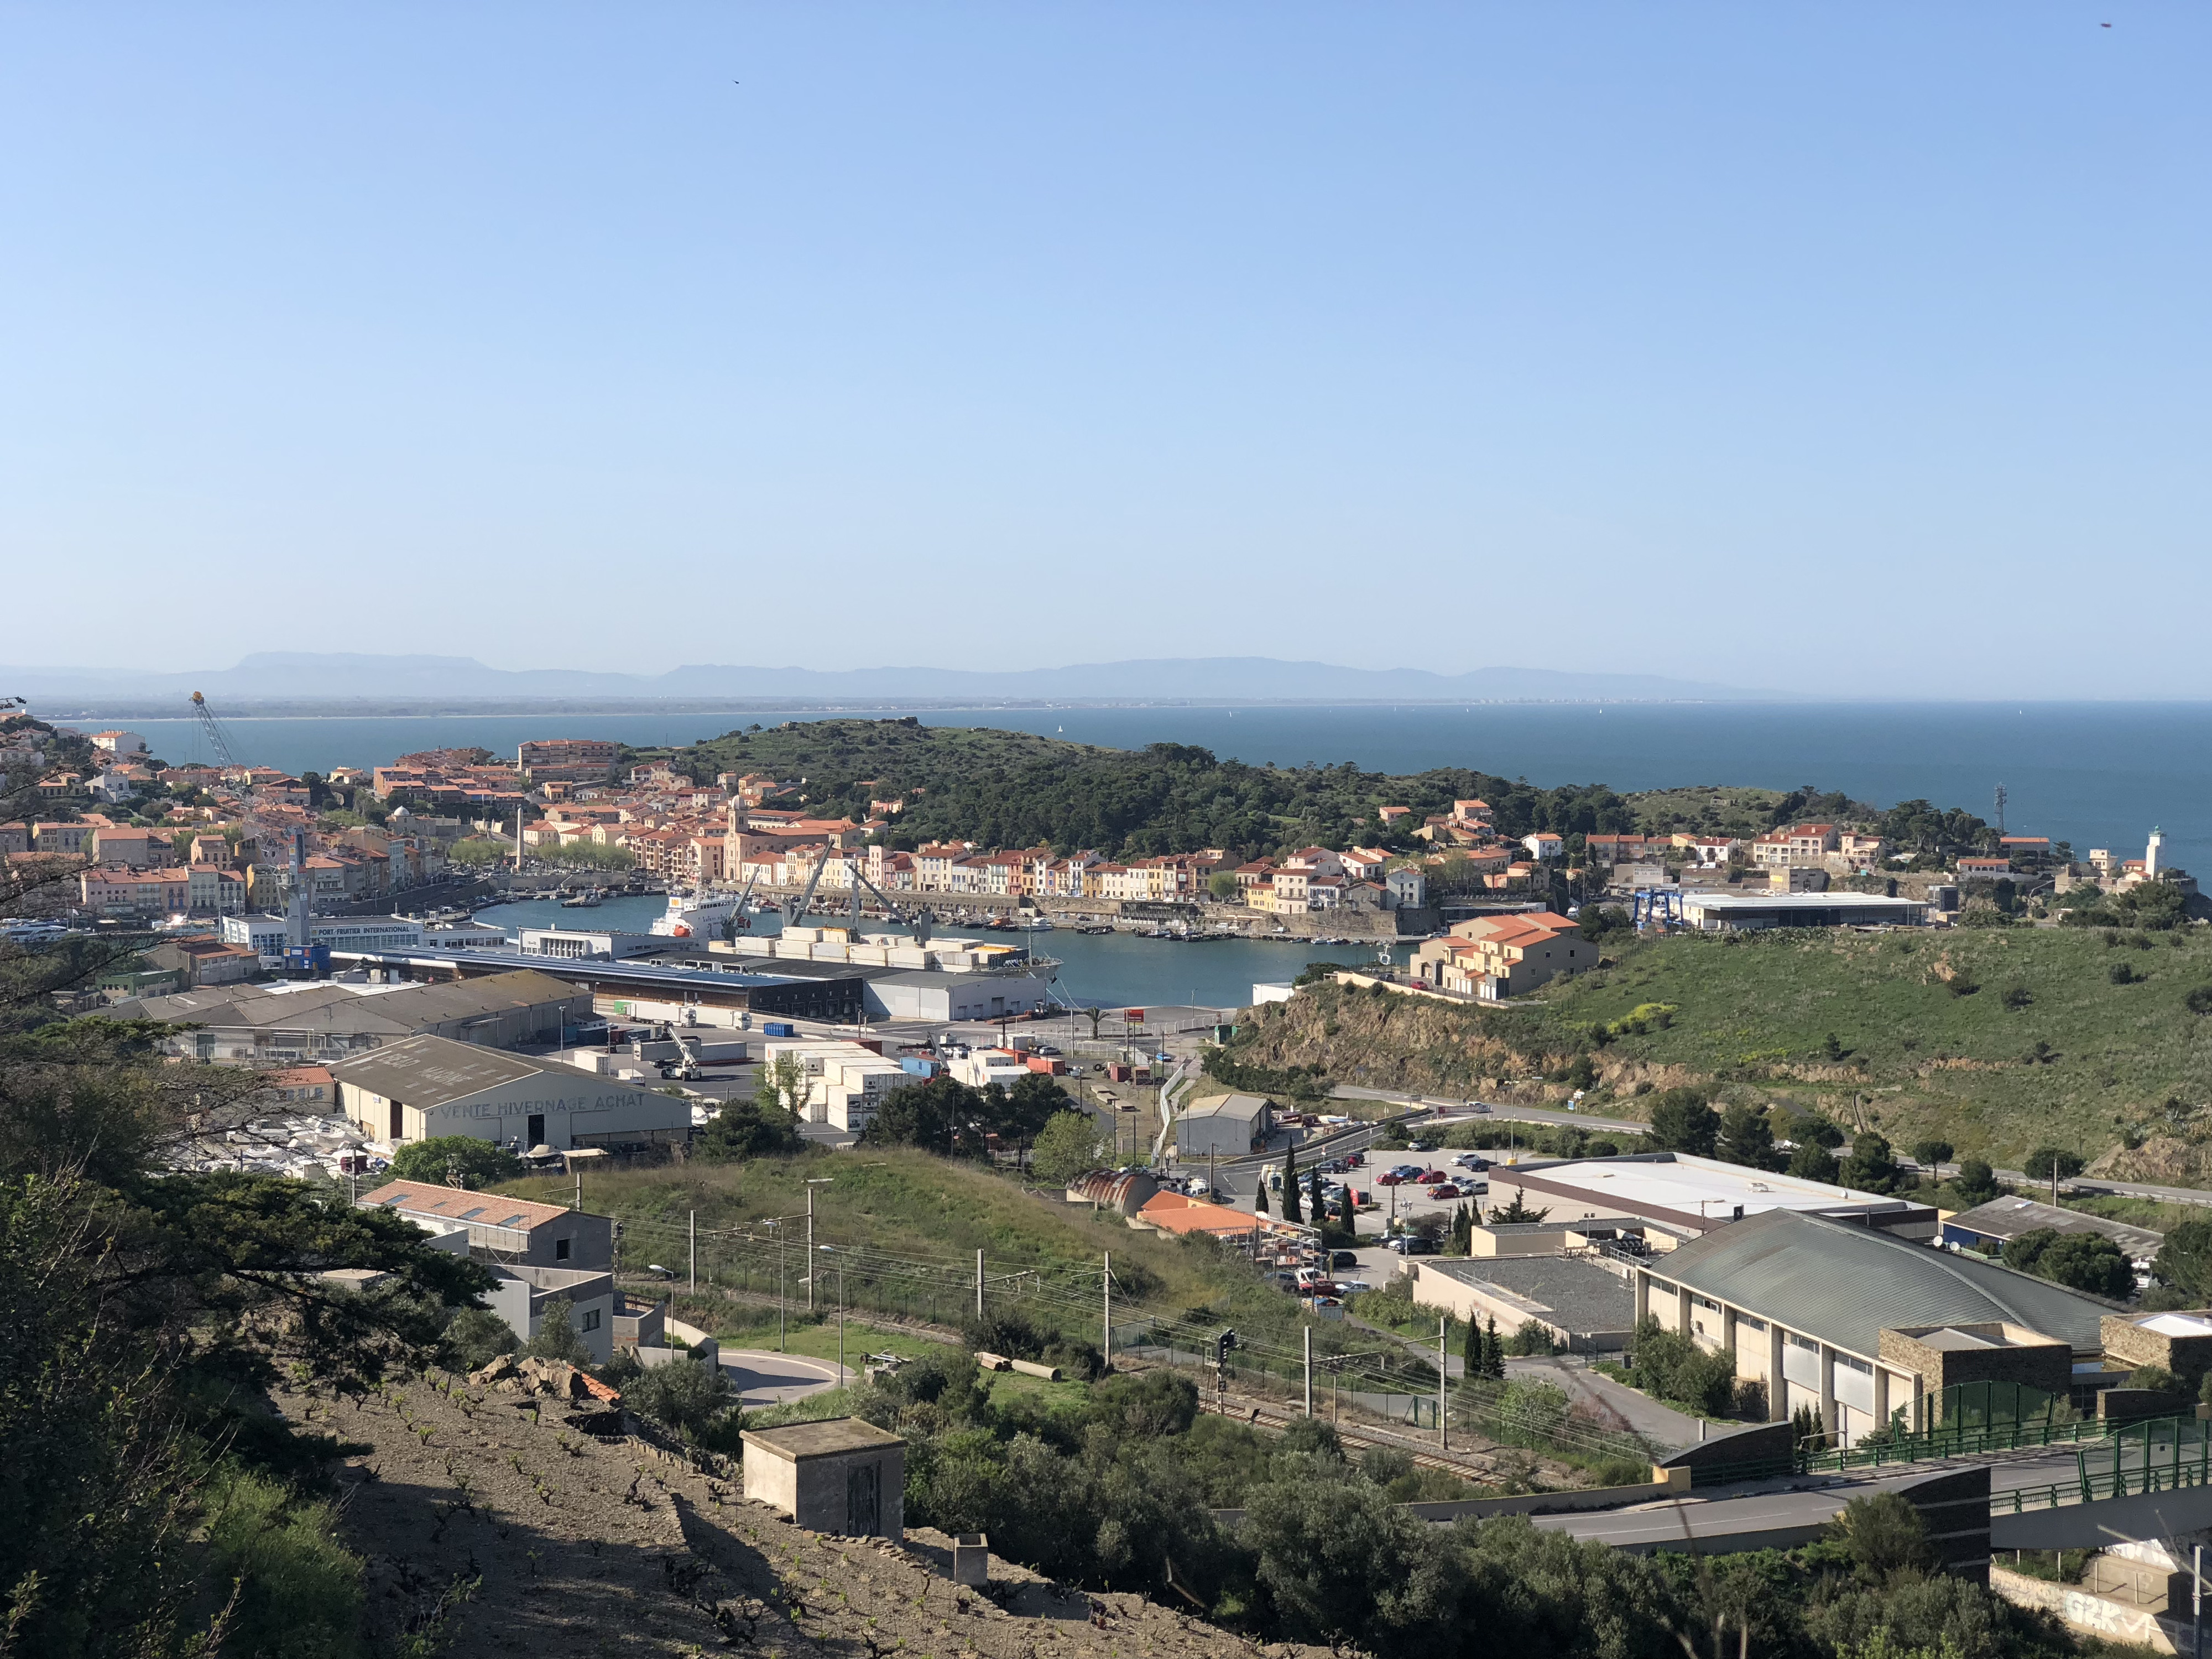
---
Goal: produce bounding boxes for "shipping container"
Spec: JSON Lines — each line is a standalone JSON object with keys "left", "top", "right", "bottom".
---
{"left": 1023, "top": 1055, "right": 1068, "bottom": 1075}
{"left": 760, "top": 1021, "right": 796, "bottom": 1038}
{"left": 1105, "top": 1063, "right": 1131, "bottom": 1082}
{"left": 899, "top": 1055, "right": 944, "bottom": 1078}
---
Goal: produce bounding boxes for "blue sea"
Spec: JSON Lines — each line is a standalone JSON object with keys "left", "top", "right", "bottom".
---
{"left": 120, "top": 701, "right": 2209, "bottom": 874}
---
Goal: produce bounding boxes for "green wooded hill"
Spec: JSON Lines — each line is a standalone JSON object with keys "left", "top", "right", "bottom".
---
{"left": 644, "top": 717, "right": 1971, "bottom": 862}
{"left": 1223, "top": 925, "right": 2212, "bottom": 1172}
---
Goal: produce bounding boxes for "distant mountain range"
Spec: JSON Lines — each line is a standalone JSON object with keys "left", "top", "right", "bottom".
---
{"left": 6, "top": 651, "right": 1770, "bottom": 711}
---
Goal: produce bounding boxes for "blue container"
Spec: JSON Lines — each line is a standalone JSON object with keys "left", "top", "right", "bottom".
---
{"left": 760, "top": 1021, "right": 796, "bottom": 1038}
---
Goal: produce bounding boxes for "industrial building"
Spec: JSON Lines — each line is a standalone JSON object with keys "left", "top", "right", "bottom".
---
{"left": 331, "top": 1034, "right": 690, "bottom": 1151}
{"left": 860, "top": 968, "right": 1052, "bottom": 1023}
{"left": 325, "top": 943, "right": 870, "bottom": 1025}
{"left": 516, "top": 927, "right": 665, "bottom": 961}
{"left": 1175, "top": 1092, "right": 1274, "bottom": 1156}
{"left": 1485, "top": 1152, "right": 1938, "bottom": 1242}
{"left": 220, "top": 912, "right": 431, "bottom": 959}
{"left": 1634, "top": 1209, "right": 2117, "bottom": 1446}
{"left": 1406, "top": 1256, "right": 1637, "bottom": 1354}
{"left": 1942, "top": 1196, "right": 2164, "bottom": 1274}
{"left": 113, "top": 969, "right": 590, "bottom": 1062}
{"left": 759, "top": 1037, "right": 923, "bottom": 1133}
{"left": 1677, "top": 891, "right": 1931, "bottom": 931}
{"left": 355, "top": 1179, "right": 614, "bottom": 1269}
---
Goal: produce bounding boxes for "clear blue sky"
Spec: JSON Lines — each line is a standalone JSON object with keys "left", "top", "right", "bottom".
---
{"left": 3, "top": 4, "right": 2205, "bottom": 696}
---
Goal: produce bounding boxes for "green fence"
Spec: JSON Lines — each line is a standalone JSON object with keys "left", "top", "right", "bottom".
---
{"left": 2001, "top": 1416, "right": 2212, "bottom": 1512}
{"left": 1802, "top": 1379, "right": 2090, "bottom": 1473}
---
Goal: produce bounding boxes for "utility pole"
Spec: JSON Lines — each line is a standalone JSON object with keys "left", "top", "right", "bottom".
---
{"left": 1303, "top": 1325, "right": 1313, "bottom": 1418}
{"left": 688, "top": 1209, "right": 696, "bottom": 1293}
{"left": 574, "top": 1168, "right": 581, "bottom": 1212}
{"left": 774, "top": 1221, "right": 786, "bottom": 1352}
{"left": 975, "top": 1248, "right": 984, "bottom": 1321}
{"left": 1438, "top": 1316, "right": 1449, "bottom": 1452}
{"left": 1102, "top": 1253, "right": 1112, "bottom": 1373}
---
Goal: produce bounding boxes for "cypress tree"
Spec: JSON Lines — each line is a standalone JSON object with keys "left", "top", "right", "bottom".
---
{"left": 1461, "top": 1307, "right": 1481, "bottom": 1379}
{"left": 1254, "top": 1181, "right": 1270, "bottom": 1216}
{"left": 1339, "top": 1185, "right": 1357, "bottom": 1238}
{"left": 1484, "top": 1314, "right": 1505, "bottom": 1379}
{"left": 1308, "top": 1166, "right": 1326, "bottom": 1232}
{"left": 1281, "top": 1142, "right": 1302, "bottom": 1225}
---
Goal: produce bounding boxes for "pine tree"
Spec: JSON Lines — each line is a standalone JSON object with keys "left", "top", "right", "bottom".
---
{"left": 1460, "top": 1307, "right": 1481, "bottom": 1379}
{"left": 1484, "top": 1314, "right": 1505, "bottom": 1379}
{"left": 1281, "top": 1142, "right": 1302, "bottom": 1225}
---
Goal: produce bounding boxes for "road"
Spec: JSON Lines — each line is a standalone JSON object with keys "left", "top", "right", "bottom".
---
{"left": 1332, "top": 1084, "right": 1647, "bottom": 1138}
{"left": 1536, "top": 1434, "right": 2174, "bottom": 1552}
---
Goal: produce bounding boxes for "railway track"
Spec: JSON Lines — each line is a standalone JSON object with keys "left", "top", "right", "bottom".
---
{"left": 1201, "top": 1387, "right": 1520, "bottom": 1482}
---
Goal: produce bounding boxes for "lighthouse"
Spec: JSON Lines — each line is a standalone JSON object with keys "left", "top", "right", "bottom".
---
{"left": 2146, "top": 828, "right": 2165, "bottom": 879}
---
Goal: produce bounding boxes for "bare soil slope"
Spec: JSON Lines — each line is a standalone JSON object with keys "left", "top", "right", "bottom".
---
{"left": 291, "top": 1370, "right": 1330, "bottom": 1659}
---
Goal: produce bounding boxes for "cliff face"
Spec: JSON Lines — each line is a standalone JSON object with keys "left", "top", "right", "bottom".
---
{"left": 1224, "top": 984, "right": 1660, "bottom": 1104}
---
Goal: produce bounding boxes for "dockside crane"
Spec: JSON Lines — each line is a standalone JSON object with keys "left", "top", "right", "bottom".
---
{"left": 191, "top": 691, "right": 315, "bottom": 966}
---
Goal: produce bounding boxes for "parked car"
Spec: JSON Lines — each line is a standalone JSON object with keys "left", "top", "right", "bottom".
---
{"left": 1328, "top": 1249, "right": 1360, "bottom": 1271}
{"left": 1415, "top": 1169, "right": 1448, "bottom": 1185}
{"left": 1406, "top": 1140, "right": 1432, "bottom": 1152}
{"left": 1343, "top": 1151, "right": 1365, "bottom": 1168}
{"left": 1375, "top": 1171, "right": 1409, "bottom": 1187}
{"left": 1452, "top": 1154, "right": 1491, "bottom": 1171}
{"left": 1385, "top": 1236, "right": 1439, "bottom": 1255}
{"left": 1335, "top": 1279, "right": 1373, "bottom": 1295}
{"left": 1468, "top": 1101, "right": 1492, "bottom": 1115}
{"left": 1389, "top": 1164, "right": 1424, "bottom": 1178}
{"left": 1430, "top": 1182, "right": 1464, "bottom": 1200}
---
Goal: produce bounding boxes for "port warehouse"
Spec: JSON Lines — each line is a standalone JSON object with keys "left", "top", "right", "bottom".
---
{"left": 330, "top": 1035, "right": 690, "bottom": 1153}
{"left": 112, "top": 968, "right": 593, "bottom": 1061}
{"left": 324, "top": 945, "right": 1051, "bottom": 1027}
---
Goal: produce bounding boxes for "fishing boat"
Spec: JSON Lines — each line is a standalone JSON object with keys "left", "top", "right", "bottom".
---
{"left": 560, "top": 888, "right": 603, "bottom": 908}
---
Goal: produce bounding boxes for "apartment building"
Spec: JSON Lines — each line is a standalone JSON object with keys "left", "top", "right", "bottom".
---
{"left": 1412, "top": 911, "right": 1590, "bottom": 999}
{"left": 1751, "top": 823, "right": 1841, "bottom": 869}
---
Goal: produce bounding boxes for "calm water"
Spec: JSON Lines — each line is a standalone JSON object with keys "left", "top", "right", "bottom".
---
{"left": 127, "top": 700, "right": 2208, "bottom": 873}
{"left": 472, "top": 893, "right": 1388, "bottom": 1014}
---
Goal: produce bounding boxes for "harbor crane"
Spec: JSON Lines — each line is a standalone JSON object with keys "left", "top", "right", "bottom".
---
{"left": 779, "top": 844, "right": 933, "bottom": 946}
{"left": 190, "top": 691, "right": 314, "bottom": 963}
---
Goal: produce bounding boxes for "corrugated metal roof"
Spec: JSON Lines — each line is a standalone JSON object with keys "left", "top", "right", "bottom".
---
{"left": 330, "top": 1034, "right": 592, "bottom": 1108}
{"left": 1181, "top": 1092, "right": 1271, "bottom": 1123}
{"left": 1647, "top": 1209, "right": 2118, "bottom": 1357}
{"left": 1944, "top": 1196, "right": 2164, "bottom": 1261}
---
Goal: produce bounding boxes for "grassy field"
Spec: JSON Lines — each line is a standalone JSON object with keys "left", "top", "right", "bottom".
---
{"left": 501, "top": 1146, "right": 1367, "bottom": 1373}
{"left": 1223, "top": 924, "right": 2212, "bottom": 1172}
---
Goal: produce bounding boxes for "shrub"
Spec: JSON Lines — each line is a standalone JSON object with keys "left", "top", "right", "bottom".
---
{"left": 387, "top": 1135, "right": 520, "bottom": 1188}
{"left": 1999, "top": 984, "right": 2033, "bottom": 1011}
{"left": 1504, "top": 1320, "right": 1559, "bottom": 1357}
{"left": 439, "top": 1307, "right": 515, "bottom": 1371}
{"left": 1627, "top": 1319, "right": 1736, "bottom": 1415}
{"left": 523, "top": 1296, "right": 588, "bottom": 1363}
{"left": 627, "top": 1355, "right": 745, "bottom": 1453}
{"left": 2124, "top": 1365, "right": 2179, "bottom": 1393}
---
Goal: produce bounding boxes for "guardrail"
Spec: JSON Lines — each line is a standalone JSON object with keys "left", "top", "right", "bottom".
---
{"left": 1801, "top": 1412, "right": 2126, "bottom": 1473}
{"left": 2001, "top": 1432, "right": 2212, "bottom": 1514}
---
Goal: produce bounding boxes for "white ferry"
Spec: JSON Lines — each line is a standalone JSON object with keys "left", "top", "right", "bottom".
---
{"left": 649, "top": 890, "right": 740, "bottom": 940}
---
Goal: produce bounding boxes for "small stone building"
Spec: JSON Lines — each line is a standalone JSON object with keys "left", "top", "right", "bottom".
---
{"left": 2102, "top": 1310, "right": 2212, "bottom": 1390}
{"left": 741, "top": 1418, "right": 906, "bottom": 1541}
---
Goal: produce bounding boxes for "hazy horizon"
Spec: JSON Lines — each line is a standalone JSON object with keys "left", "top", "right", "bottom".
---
{"left": 4, "top": 6, "right": 2206, "bottom": 697}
